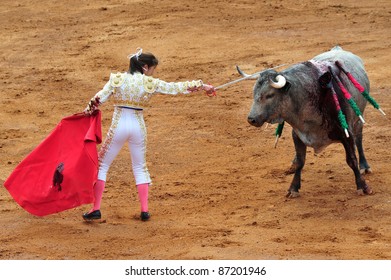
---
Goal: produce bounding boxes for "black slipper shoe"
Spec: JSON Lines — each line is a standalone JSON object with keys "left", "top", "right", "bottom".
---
{"left": 82, "top": 210, "right": 101, "bottom": 221}
{"left": 140, "top": 212, "right": 150, "bottom": 221}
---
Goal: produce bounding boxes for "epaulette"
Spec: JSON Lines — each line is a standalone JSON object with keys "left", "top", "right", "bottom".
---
{"left": 110, "top": 72, "right": 126, "bottom": 87}
{"left": 143, "top": 75, "right": 158, "bottom": 93}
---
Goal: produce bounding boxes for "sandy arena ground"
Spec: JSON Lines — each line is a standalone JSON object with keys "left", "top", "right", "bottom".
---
{"left": 1, "top": 0, "right": 391, "bottom": 260}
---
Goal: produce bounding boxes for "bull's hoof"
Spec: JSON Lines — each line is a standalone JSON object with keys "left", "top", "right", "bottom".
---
{"left": 356, "top": 189, "right": 365, "bottom": 196}
{"left": 356, "top": 185, "right": 373, "bottom": 196}
{"left": 363, "top": 185, "right": 373, "bottom": 195}
{"left": 360, "top": 167, "right": 373, "bottom": 175}
{"left": 286, "top": 190, "right": 300, "bottom": 198}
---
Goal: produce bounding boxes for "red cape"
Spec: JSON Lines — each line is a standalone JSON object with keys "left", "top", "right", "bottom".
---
{"left": 4, "top": 111, "right": 102, "bottom": 216}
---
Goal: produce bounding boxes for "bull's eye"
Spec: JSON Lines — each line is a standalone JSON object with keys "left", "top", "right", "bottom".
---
{"left": 265, "top": 94, "right": 274, "bottom": 100}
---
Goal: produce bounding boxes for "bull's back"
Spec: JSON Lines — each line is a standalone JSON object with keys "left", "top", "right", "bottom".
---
{"left": 313, "top": 46, "right": 369, "bottom": 90}
{"left": 313, "top": 46, "right": 369, "bottom": 113}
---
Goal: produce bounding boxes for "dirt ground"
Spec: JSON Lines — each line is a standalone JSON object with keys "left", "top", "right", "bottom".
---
{"left": 1, "top": 0, "right": 391, "bottom": 260}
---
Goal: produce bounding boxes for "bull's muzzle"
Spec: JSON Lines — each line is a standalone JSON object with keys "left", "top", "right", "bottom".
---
{"left": 247, "top": 116, "right": 262, "bottom": 127}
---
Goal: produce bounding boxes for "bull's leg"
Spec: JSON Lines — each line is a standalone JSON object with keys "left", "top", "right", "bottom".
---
{"left": 355, "top": 132, "right": 372, "bottom": 174}
{"left": 287, "top": 131, "right": 307, "bottom": 198}
{"left": 286, "top": 155, "right": 298, "bottom": 175}
{"left": 341, "top": 136, "right": 373, "bottom": 195}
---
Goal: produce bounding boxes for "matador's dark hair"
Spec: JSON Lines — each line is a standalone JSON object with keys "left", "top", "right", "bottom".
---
{"left": 129, "top": 52, "right": 159, "bottom": 74}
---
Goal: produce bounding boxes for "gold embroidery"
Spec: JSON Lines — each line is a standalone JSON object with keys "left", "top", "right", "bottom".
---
{"left": 135, "top": 111, "right": 151, "bottom": 183}
{"left": 103, "top": 73, "right": 203, "bottom": 109}
{"left": 110, "top": 72, "right": 126, "bottom": 87}
{"left": 135, "top": 111, "right": 147, "bottom": 137}
{"left": 143, "top": 75, "right": 158, "bottom": 93}
{"left": 98, "top": 107, "right": 122, "bottom": 163}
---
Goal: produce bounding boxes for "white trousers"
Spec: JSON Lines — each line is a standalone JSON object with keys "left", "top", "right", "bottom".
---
{"left": 97, "top": 107, "right": 151, "bottom": 185}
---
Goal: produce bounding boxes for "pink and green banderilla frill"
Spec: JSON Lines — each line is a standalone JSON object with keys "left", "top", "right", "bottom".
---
{"left": 274, "top": 60, "right": 385, "bottom": 146}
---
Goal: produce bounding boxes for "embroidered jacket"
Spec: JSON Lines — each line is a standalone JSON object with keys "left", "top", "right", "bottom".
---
{"left": 91, "top": 72, "right": 203, "bottom": 110}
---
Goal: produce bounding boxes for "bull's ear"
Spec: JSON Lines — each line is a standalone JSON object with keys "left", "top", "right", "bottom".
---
{"left": 319, "top": 72, "right": 332, "bottom": 88}
{"left": 281, "top": 81, "right": 291, "bottom": 93}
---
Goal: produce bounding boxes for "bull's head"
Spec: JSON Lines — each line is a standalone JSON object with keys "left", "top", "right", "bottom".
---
{"left": 247, "top": 70, "right": 290, "bottom": 127}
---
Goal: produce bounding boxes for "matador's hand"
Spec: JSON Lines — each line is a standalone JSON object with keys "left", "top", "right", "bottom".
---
{"left": 202, "top": 84, "right": 216, "bottom": 97}
{"left": 84, "top": 97, "right": 100, "bottom": 115}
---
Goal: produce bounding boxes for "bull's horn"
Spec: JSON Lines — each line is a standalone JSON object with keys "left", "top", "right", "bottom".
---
{"left": 236, "top": 65, "right": 259, "bottom": 79}
{"left": 270, "top": 75, "right": 286, "bottom": 89}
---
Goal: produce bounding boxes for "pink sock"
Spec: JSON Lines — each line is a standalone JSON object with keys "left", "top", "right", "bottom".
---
{"left": 137, "top": 183, "right": 149, "bottom": 212}
{"left": 92, "top": 179, "right": 105, "bottom": 211}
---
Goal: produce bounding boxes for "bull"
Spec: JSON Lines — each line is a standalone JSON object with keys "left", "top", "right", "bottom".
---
{"left": 243, "top": 46, "right": 373, "bottom": 197}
